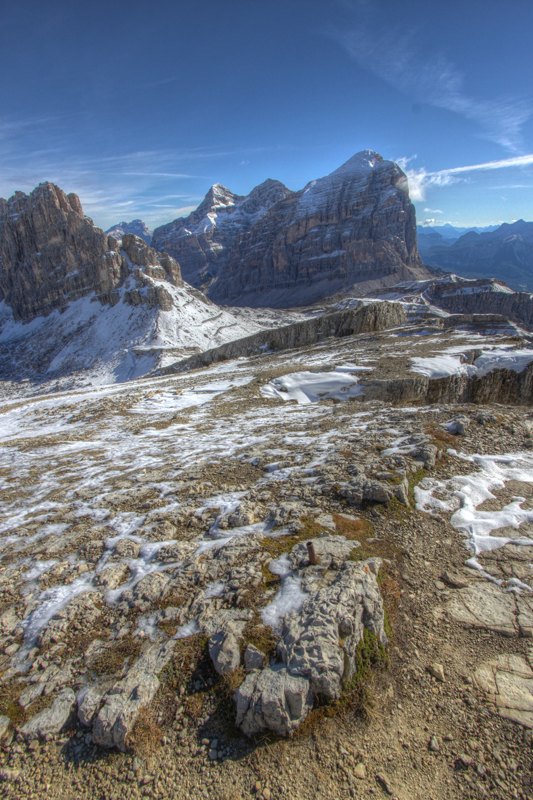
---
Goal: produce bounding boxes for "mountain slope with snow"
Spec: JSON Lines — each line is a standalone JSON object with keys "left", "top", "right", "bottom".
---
{"left": 153, "top": 151, "right": 431, "bottom": 308}
{"left": 0, "top": 185, "right": 287, "bottom": 394}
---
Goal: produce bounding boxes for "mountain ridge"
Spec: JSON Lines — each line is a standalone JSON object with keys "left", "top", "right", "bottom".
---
{"left": 153, "top": 150, "right": 432, "bottom": 307}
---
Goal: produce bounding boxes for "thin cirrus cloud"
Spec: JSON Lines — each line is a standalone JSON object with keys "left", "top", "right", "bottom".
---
{"left": 398, "top": 154, "right": 533, "bottom": 201}
{"left": 330, "top": 20, "right": 532, "bottom": 154}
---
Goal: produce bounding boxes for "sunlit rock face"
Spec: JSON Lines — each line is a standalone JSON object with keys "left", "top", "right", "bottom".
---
{"left": 0, "top": 182, "right": 125, "bottom": 320}
{"left": 0, "top": 184, "right": 181, "bottom": 321}
{"left": 153, "top": 151, "right": 431, "bottom": 308}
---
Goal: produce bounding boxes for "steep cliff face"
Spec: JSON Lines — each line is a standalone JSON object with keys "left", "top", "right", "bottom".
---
{"left": 0, "top": 183, "right": 126, "bottom": 321}
{"left": 153, "top": 150, "right": 431, "bottom": 308}
{"left": 425, "top": 276, "right": 533, "bottom": 330}
{"left": 152, "top": 179, "right": 291, "bottom": 289}
{"left": 0, "top": 183, "right": 183, "bottom": 321}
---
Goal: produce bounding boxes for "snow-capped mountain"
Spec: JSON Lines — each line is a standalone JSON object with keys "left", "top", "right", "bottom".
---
{"left": 0, "top": 184, "right": 276, "bottom": 392}
{"left": 153, "top": 150, "right": 432, "bottom": 308}
{"left": 152, "top": 179, "right": 291, "bottom": 289}
{"left": 106, "top": 219, "right": 153, "bottom": 245}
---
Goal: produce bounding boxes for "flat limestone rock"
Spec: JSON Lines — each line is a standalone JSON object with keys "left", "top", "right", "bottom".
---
{"left": 234, "top": 553, "right": 386, "bottom": 737}
{"left": 209, "top": 623, "right": 242, "bottom": 676}
{"left": 517, "top": 595, "right": 533, "bottom": 638}
{"left": 278, "top": 559, "right": 386, "bottom": 699}
{"left": 474, "top": 654, "right": 533, "bottom": 728}
{"left": 20, "top": 688, "right": 76, "bottom": 741}
{"left": 444, "top": 582, "right": 518, "bottom": 636}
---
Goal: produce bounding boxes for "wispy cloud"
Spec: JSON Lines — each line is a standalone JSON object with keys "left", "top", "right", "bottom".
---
{"left": 0, "top": 116, "right": 290, "bottom": 227}
{"left": 331, "top": 11, "right": 532, "bottom": 153}
{"left": 424, "top": 208, "right": 443, "bottom": 213}
{"left": 399, "top": 153, "right": 533, "bottom": 200}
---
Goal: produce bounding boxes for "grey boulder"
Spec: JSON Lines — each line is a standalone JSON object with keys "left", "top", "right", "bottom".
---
{"left": 234, "top": 667, "right": 313, "bottom": 737}
{"left": 20, "top": 688, "right": 75, "bottom": 741}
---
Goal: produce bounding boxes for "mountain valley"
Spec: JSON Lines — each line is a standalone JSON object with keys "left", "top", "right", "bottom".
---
{"left": 0, "top": 162, "right": 533, "bottom": 800}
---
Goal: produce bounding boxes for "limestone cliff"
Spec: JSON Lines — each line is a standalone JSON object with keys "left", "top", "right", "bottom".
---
{"left": 152, "top": 179, "right": 291, "bottom": 290}
{"left": 153, "top": 151, "right": 432, "bottom": 308}
{"left": 0, "top": 183, "right": 181, "bottom": 321}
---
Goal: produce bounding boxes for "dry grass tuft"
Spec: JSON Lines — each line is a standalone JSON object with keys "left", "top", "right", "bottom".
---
{"left": 221, "top": 667, "right": 246, "bottom": 699}
{"left": 128, "top": 707, "right": 162, "bottom": 758}
{"left": 91, "top": 636, "right": 142, "bottom": 676}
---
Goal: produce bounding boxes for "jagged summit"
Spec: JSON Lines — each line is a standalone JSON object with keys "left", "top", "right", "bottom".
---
{"left": 329, "top": 149, "right": 384, "bottom": 176}
{"left": 152, "top": 178, "right": 291, "bottom": 288}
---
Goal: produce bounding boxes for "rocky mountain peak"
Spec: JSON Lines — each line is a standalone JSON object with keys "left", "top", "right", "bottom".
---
{"left": 0, "top": 184, "right": 185, "bottom": 321}
{"left": 105, "top": 219, "right": 152, "bottom": 245}
{"left": 153, "top": 150, "right": 428, "bottom": 305}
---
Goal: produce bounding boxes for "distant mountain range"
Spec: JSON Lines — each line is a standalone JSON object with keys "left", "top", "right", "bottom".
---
{"left": 106, "top": 219, "right": 152, "bottom": 245}
{"left": 417, "top": 223, "right": 499, "bottom": 251}
{"left": 418, "top": 219, "right": 533, "bottom": 292}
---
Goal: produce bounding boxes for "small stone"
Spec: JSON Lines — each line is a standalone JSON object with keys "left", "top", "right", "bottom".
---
{"left": 244, "top": 644, "right": 265, "bottom": 672}
{"left": 434, "top": 580, "right": 446, "bottom": 591}
{"left": 427, "top": 662, "right": 445, "bottom": 682}
{"left": 375, "top": 772, "right": 394, "bottom": 795}
{"left": 354, "top": 763, "right": 366, "bottom": 779}
{"left": 429, "top": 736, "right": 439, "bottom": 752}
{"left": 263, "top": 790, "right": 271, "bottom": 800}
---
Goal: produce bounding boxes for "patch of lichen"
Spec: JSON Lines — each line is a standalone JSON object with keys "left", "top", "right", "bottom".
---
{"left": 261, "top": 516, "right": 336, "bottom": 561}
{"left": 377, "top": 566, "right": 401, "bottom": 643}
{"left": 0, "top": 682, "right": 53, "bottom": 728}
{"left": 341, "top": 627, "right": 388, "bottom": 720}
{"left": 295, "top": 627, "right": 389, "bottom": 738}
{"left": 128, "top": 706, "right": 162, "bottom": 758}
{"left": 332, "top": 514, "right": 372, "bottom": 540}
{"left": 424, "top": 425, "right": 456, "bottom": 446}
{"left": 407, "top": 465, "right": 427, "bottom": 506}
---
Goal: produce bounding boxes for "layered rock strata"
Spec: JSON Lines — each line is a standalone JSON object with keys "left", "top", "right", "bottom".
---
{"left": 0, "top": 184, "right": 181, "bottom": 321}
{"left": 161, "top": 300, "right": 407, "bottom": 373}
{"left": 153, "top": 151, "right": 432, "bottom": 307}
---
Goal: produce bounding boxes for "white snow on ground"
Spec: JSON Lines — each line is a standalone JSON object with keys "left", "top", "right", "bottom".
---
{"left": 261, "top": 369, "right": 365, "bottom": 404}
{"left": 415, "top": 451, "right": 533, "bottom": 558}
{"left": 411, "top": 348, "right": 533, "bottom": 379}
{"left": 0, "top": 275, "right": 275, "bottom": 392}
{"left": 261, "top": 554, "right": 307, "bottom": 629}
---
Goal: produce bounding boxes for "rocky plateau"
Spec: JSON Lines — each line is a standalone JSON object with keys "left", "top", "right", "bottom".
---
{"left": 1, "top": 174, "right": 533, "bottom": 800}
{"left": 0, "top": 291, "right": 532, "bottom": 799}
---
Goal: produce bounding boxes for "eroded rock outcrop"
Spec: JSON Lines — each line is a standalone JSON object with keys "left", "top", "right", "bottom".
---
{"left": 0, "top": 183, "right": 125, "bottom": 320}
{"left": 0, "top": 185, "right": 182, "bottom": 321}
{"left": 153, "top": 151, "right": 432, "bottom": 307}
{"left": 233, "top": 536, "right": 386, "bottom": 737}
{"left": 163, "top": 300, "right": 407, "bottom": 373}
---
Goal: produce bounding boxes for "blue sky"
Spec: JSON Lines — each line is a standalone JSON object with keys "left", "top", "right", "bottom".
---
{"left": 1, "top": 0, "right": 532, "bottom": 229}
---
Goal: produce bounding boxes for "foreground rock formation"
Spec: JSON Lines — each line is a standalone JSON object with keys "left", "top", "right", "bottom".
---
{"left": 152, "top": 151, "right": 433, "bottom": 307}
{"left": 0, "top": 300, "right": 532, "bottom": 798}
